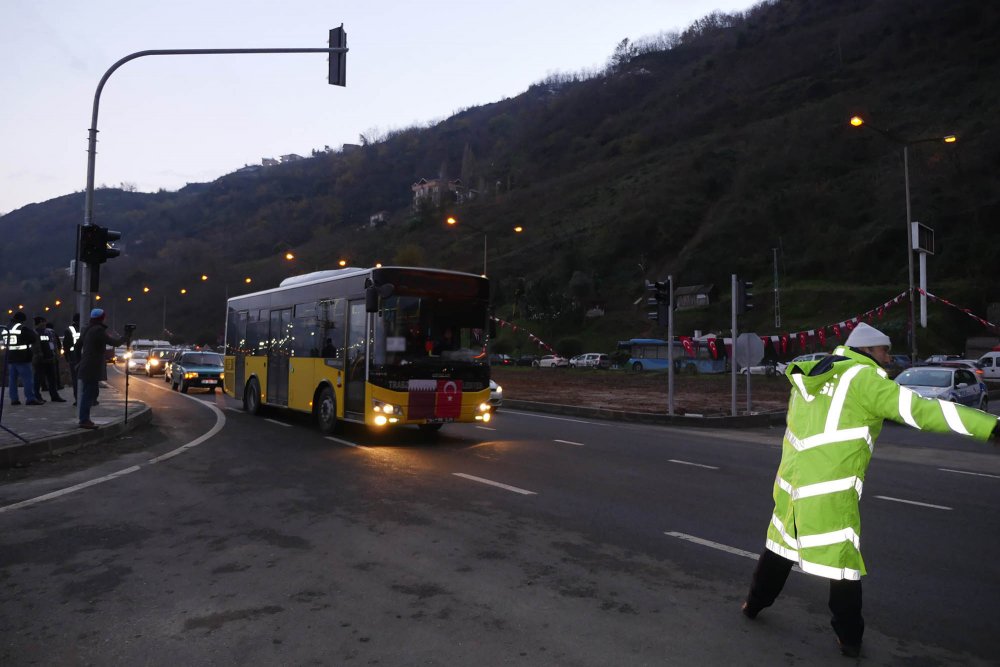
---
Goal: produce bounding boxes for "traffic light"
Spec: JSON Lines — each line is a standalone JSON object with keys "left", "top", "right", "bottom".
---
{"left": 328, "top": 25, "right": 347, "bottom": 86}
{"left": 737, "top": 279, "right": 754, "bottom": 314}
{"left": 645, "top": 278, "right": 672, "bottom": 324}
{"left": 78, "top": 225, "right": 122, "bottom": 265}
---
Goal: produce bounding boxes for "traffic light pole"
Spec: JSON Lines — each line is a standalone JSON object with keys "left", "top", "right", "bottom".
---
{"left": 76, "top": 41, "right": 349, "bottom": 322}
{"left": 666, "top": 275, "right": 674, "bottom": 416}
{"left": 731, "top": 274, "right": 738, "bottom": 417}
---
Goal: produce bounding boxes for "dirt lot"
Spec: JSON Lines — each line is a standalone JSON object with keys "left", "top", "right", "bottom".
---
{"left": 491, "top": 366, "right": 791, "bottom": 416}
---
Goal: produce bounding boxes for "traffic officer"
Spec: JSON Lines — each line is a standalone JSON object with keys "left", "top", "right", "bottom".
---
{"left": 741, "top": 322, "right": 1000, "bottom": 657}
{"left": 63, "top": 314, "right": 82, "bottom": 405}
{"left": 32, "top": 316, "right": 65, "bottom": 402}
{"left": 4, "top": 312, "right": 43, "bottom": 405}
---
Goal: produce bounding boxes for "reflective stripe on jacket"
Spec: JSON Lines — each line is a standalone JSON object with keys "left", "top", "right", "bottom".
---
{"left": 765, "top": 346, "right": 997, "bottom": 581}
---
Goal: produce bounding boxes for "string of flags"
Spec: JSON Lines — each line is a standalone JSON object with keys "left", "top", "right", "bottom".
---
{"left": 492, "top": 289, "right": 997, "bottom": 359}
{"left": 918, "top": 288, "right": 1000, "bottom": 333}
{"left": 491, "top": 316, "right": 557, "bottom": 354}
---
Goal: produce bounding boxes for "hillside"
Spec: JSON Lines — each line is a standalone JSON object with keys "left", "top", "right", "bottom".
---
{"left": 1, "top": 0, "right": 998, "bottom": 354}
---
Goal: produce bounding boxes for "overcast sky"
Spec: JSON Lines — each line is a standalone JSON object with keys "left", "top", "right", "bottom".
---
{"left": 0, "top": 0, "right": 754, "bottom": 215}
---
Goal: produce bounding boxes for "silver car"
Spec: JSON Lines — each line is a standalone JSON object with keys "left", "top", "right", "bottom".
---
{"left": 895, "top": 366, "right": 988, "bottom": 410}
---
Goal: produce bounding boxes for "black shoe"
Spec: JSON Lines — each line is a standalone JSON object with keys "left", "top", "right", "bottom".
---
{"left": 25, "top": 399, "right": 45, "bottom": 406}
{"left": 72, "top": 401, "right": 77, "bottom": 406}
{"left": 92, "top": 400, "right": 99, "bottom": 406}
{"left": 10, "top": 400, "right": 21, "bottom": 405}
{"left": 838, "top": 639, "right": 861, "bottom": 658}
{"left": 51, "top": 396, "right": 67, "bottom": 402}
{"left": 741, "top": 601, "right": 759, "bottom": 620}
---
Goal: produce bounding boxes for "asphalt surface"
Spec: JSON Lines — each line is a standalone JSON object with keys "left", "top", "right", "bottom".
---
{"left": 1, "top": 370, "right": 998, "bottom": 665}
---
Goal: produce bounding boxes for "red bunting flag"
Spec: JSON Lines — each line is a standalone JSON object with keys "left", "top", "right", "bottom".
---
{"left": 780, "top": 334, "right": 789, "bottom": 355}
{"left": 817, "top": 327, "right": 826, "bottom": 347}
{"left": 680, "top": 336, "right": 695, "bottom": 357}
{"left": 798, "top": 331, "right": 808, "bottom": 350}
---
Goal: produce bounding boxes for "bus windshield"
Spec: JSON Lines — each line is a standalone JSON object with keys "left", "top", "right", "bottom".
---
{"left": 373, "top": 295, "right": 488, "bottom": 367}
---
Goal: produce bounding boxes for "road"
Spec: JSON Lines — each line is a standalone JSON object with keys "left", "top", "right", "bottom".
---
{"left": 1, "top": 368, "right": 998, "bottom": 665}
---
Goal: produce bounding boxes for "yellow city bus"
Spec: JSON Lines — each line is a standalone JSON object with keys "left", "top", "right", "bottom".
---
{"left": 224, "top": 266, "right": 494, "bottom": 433}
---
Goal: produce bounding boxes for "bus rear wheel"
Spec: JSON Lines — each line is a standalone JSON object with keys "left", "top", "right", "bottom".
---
{"left": 244, "top": 378, "right": 262, "bottom": 415}
{"left": 316, "top": 386, "right": 338, "bottom": 434}
{"left": 632, "top": 362, "right": 643, "bottom": 372}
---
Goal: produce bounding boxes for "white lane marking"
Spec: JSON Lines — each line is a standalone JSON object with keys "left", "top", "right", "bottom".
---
{"left": 939, "top": 468, "right": 1000, "bottom": 479}
{"left": 475, "top": 426, "right": 497, "bottom": 431}
{"left": 875, "top": 495, "right": 952, "bottom": 510}
{"left": 665, "top": 531, "right": 758, "bottom": 559}
{"left": 453, "top": 473, "right": 536, "bottom": 495}
{"left": 325, "top": 435, "right": 364, "bottom": 448}
{"left": 264, "top": 418, "right": 291, "bottom": 427}
{"left": 503, "top": 410, "right": 605, "bottom": 426}
{"left": 0, "top": 467, "right": 141, "bottom": 514}
{"left": 669, "top": 459, "right": 719, "bottom": 470}
{"left": 0, "top": 370, "right": 226, "bottom": 513}
{"left": 225, "top": 407, "right": 243, "bottom": 413}
{"left": 665, "top": 532, "right": 803, "bottom": 573}
{"left": 554, "top": 439, "right": 585, "bottom": 446}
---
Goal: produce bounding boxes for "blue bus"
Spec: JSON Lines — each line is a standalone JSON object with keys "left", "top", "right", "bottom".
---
{"left": 617, "top": 338, "right": 727, "bottom": 374}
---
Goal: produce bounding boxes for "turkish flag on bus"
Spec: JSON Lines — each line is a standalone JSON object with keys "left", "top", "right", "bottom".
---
{"left": 435, "top": 380, "right": 463, "bottom": 419}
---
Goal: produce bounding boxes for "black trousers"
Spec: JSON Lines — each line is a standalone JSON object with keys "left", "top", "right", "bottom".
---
{"left": 746, "top": 548, "right": 864, "bottom": 645}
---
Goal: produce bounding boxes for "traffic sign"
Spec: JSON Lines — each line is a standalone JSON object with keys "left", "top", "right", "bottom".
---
{"left": 734, "top": 332, "right": 764, "bottom": 368}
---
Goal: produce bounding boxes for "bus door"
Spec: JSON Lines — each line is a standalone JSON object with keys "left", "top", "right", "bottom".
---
{"left": 344, "top": 300, "right": 367, "bottom": 418}
{"left": 267, "top": 308, "right": 292, "bottom": 406}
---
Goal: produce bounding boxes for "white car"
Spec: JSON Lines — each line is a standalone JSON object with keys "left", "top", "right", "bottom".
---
{"left": 126, "top": 350, "right": 148, "bottom": 372}
{"left": 570, "top": 352, "right": 610, "bottom": 369}
{"left": 776, "top": 352, "right": 830, "bottom": 374}
{"left": 489, "top": 379, "right": 502, "bottom": 410}
{"left": 534, "top": 354, "right": 569, "bottom": 368}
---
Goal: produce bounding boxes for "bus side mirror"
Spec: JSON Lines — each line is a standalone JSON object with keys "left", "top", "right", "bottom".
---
{"left": 365, "top": 286, "right": 379, "bottom": 313}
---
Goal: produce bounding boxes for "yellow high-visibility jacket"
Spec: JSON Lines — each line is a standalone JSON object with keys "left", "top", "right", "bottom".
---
{"left": 765, "top": 346, "right": 997, "bottom": 580}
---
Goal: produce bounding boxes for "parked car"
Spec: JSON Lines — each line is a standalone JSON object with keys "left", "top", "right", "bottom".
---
{"left": 534, "top": 354, "right": 569, "bottom": 368}
{"left": 923, "top": 354, "right": 962, "bottom": 364}
{"left": 977, "top": 351, "right": 1000, "bottom": 382}
{"left": 489, "top": 379, "right": 503, "bottom": 410}
{"left": 144, "top": 347, "right": 175, "bottom": 377}
{"left": 773, "top": 352, "right": 830, "bottom": 374}
{"left": 928, "top": 359, "right": 986, "bottom": 380}
{"left": 894, "top": 366, "right": 988, "bottom": 410}
{"left": 125, "top": 350, "right": 148, "bottom": 372}
{"left": 515, "top": 355, "right": 540, "bottom": 367}
{"left": 570, "top": 352, "right": 610, "bottom": 369}
{"left": 170, "top": 351, "right": 224, "bottom": 393}
{"left": 489, "top": 353, "right": 513, "bottom": 366}
{"left": 739, "top": 361, "right": 780, "bottom": 376}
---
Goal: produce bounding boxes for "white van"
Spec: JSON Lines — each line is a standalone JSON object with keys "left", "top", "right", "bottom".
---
{"left": 977, "top": 351, "right": 1000, "bottom": 381}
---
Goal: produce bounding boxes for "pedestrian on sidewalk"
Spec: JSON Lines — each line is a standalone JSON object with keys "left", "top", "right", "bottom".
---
{"left": 740, "top": 323, "right": 1000, "bottom": 658}
{"left": 76, "top": 308, "right": 127, "bottom": 429}
{"left": 32, "top": 316, "right": 66, "bottom": 403}
{"left": 4, "top": 311, "right": 43, "bottom": 406}
{"left": 63, "top": 314, "right": 82, "bottom": 405}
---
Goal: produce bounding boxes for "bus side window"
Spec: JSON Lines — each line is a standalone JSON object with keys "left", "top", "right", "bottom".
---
{"left": 318, "top": 298, "right": 345, "bottom": 367}
{"left": 291, "top": 302, "right": 319, "bottom": 357}
{"left": 246, "top": 310, "right": 269, "bottom": 356}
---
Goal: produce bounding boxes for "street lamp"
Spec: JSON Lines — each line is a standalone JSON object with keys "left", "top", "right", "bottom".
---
{"left": 850, "top": 115, "right": 957, "bottom": 363}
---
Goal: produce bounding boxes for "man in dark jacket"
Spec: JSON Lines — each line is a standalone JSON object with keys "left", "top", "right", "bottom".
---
{"left": 77, "top": 308, "right": 127, "bottom": 429}
{"left": 32, "top": 316, "right": 66, "bottom": 403}
{"left": 4, "top": 311, "right": 43, "bottom": 406}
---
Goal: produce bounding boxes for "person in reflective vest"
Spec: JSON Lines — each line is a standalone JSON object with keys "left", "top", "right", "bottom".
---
{"left": 63, "top": 314, "right": 82, "bottom": 405}
{"left": 32, "top": 316, "right": 66, "bottom": 403}
{"left": 3, "top": 311, "right": 43, "bottom": 406}
{"left": 741, "top": 323, "right": 999, "bottom": 657}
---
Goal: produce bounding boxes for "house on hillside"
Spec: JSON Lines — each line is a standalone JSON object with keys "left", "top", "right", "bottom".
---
{"left": 675, "top": 284, "right": 714, "bottom": 310}
{"left": 411, "top": 178, "right": 476, "bottom": 209}
{"left": 261, "top": 157, "right": 279, "bottom": 167}
{"left": 368, "top": 210, "right": 389, "bottom": 228}
{"left": 280, "top": 154, "right": 304, "bottom": 163}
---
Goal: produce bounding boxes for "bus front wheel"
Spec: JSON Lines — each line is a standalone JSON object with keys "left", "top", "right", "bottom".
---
{"left": 632, "top": 362, "right": 643, "bottom": 372}
{"left": 244, "top": 378, "right": 262, "bottom": 415}
{"left": 316, "top": 386, "right": 338, "bottom": 434}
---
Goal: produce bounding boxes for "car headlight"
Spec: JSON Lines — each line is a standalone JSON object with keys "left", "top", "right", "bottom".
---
{"left": 149, "top": 359, "right": 159, "bottom": 366}
{"left": 184, "top": 372, "right": 198, "bottom": 379}
{"left": 494, "top": 384, "right": 502, "bottom": 395}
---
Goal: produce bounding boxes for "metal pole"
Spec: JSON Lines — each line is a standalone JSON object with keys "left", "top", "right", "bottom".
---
{"left": 773, "top": 247, "right": 781, "bottom": 328}
{"left": 162, "top": 295, "right": 167, "bottom": 335}
{"left": 667, "top": 274, "right": 674, "bottom": 416}
{"left": 76, "top": 44, "right": 348, "bottom": 322}
{"left": 731, "top": 273, "right": 737, "bottom": 417}
{"left": 919, "top": 253, "right": 928, "bottom": 328}
{"left": 903, "top": 145, "right": 918, "bottom": 363}
{"left": 483, "top": 233, "right": 488, "bottom": 275}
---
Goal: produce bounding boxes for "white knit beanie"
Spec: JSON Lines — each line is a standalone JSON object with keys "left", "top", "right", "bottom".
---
{"left": 844, "top": 322, "right": 891, "bottom": 348}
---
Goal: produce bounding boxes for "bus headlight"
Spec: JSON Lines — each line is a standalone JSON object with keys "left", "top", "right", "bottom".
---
{"left": 374, "top": 414, "right": 388, "bottom": 426}
{"left": 372, "top": 399, "right": 402, "bottom": 416}
{"left": 475, "top": 411, "right": 492, "bottom": 423}
{"left": 478, "top": 402, "right": 490, "bottom": 412}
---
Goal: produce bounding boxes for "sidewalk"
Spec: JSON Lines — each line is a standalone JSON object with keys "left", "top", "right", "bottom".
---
{"left": 0, "top": 382, "right": 152, "bottom": 467}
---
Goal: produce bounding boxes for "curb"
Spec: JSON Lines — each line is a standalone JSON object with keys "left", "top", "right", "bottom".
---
{"left": 503, "top": 399, "right": 785, "bottom": 428}
{"left": 0, "top": 404, "right": 154, "bottom": 468}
